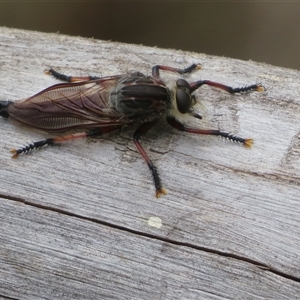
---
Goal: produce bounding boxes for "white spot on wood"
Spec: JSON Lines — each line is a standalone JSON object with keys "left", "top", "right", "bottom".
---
{"left": 148, "top": 216, "right": 162, "bottom": 228}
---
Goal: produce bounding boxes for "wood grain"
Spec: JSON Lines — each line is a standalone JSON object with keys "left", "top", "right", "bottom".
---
{"left": 0, "top": 27, "right": 300, "bottom": 299}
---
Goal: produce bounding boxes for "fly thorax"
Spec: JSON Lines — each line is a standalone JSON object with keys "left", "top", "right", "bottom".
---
{"left": 110, "top": 74, "right": 170, "bottom": 117}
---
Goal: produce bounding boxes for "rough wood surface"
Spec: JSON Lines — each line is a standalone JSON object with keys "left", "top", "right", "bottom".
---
{"left": 0, "top": 27, "right": 300, "bottom": 299}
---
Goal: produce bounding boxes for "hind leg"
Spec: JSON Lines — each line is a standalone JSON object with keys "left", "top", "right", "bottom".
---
{"left": 45, "top": 68, "right": 100, "bottom": 82}
{"left": 10, "top": 126, "right": 121, "bottom": 158}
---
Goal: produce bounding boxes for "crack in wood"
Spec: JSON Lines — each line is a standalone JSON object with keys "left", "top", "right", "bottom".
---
{"left": 2, "top": 194, "right": 300, "bottom": 284}
{"left": 0, "top": 294, "right": 20, "bottom": 300}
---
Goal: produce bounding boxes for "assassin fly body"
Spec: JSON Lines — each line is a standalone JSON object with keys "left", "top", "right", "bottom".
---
{"left": 0, "top": 63, "right": 264, "bottom": 197}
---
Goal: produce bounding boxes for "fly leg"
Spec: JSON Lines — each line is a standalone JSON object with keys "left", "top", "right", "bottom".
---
{"left": 152, "top": 63, "right": 202, "bottom": 78}
{"left": 189, "top": 80, "right": 264, "bottom": 94}
{"left": 167, "top": 116, "right": 253, "bottom": 148}
{"left": 10, "top": 126, "right": 121, "bottom": 159}
{"left": 133, "top": 120, "right": 167, "bottom": 198}
{"left": 45, "top": 68, "right": 100, "bottom": 82}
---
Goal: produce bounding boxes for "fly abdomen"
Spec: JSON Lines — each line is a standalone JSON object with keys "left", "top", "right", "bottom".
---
{"left": 0, "top": 101, "right": 12, "bottom": 118}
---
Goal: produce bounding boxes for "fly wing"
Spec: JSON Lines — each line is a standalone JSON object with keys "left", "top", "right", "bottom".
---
{"left": 8, "top": 76, "right": 132, "bottom": 132}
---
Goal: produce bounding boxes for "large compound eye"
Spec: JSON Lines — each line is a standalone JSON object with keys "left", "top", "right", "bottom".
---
{"left": 176, "top": 79, "right": 192, "bottom": 114}
{"left": 176, "top": 79, "right": 190, "bottom": 88}
{"left": 176, "top": 89, "right": 192, "bottom": 114}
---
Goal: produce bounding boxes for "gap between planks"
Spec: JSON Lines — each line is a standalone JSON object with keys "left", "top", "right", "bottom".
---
{"left": 2, "top": 192, "right": 300, "bottom": 284}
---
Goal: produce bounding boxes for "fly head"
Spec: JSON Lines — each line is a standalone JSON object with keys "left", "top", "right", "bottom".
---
{"left": 175, "top": 79, "right": 201, "bottom": 120}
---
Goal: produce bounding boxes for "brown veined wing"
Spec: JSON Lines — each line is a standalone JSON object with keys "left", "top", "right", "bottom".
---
{"left": 7, "top": 75, "right": 132, "bottom": 132}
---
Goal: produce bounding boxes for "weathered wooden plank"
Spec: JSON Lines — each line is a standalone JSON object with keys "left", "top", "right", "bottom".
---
{"left": 0, "top": 27, "right": 300, "bottom": 298}
{"left": 1, "top": 198, "right": 299, "bottom": 300}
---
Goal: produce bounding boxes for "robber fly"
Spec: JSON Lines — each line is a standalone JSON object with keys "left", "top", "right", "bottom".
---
{"left": 0, "top": 63, "right": 264, "bottom": 197}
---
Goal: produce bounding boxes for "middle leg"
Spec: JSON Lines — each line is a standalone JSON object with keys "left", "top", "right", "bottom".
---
{"left": 133, "top": 120, "right": 167, "bottom": 198}
{"left": 152, "top": 63, "right": 202, "bottom": 79}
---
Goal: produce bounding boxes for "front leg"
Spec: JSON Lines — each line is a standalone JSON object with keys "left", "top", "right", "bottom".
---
{"left": 189, "top": 80, "right": 264, "bottom": 94}
{"left": 167, "top": 116, "right": 253, "bottom": 148}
